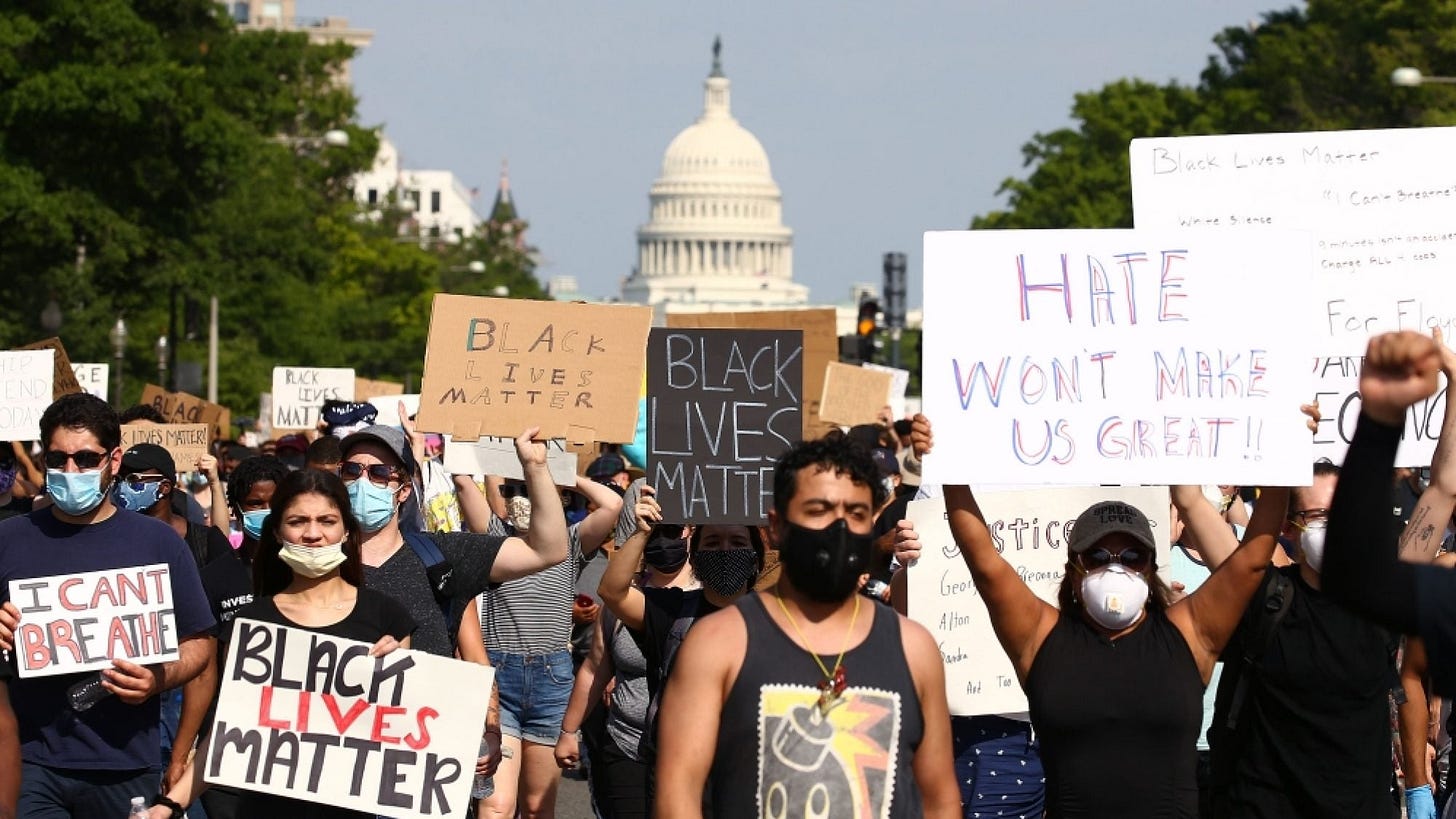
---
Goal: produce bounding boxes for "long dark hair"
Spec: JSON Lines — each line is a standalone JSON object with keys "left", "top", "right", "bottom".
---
{"left": 253, "top": 469, "right": 364, "bottom": 597}
{"left": 1057, "top": 556, "right": 1174, "bottom": 615}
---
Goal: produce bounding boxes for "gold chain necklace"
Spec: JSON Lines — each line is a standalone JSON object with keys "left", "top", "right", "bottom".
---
{"left": 775, "top": 592, "right": 861, "bottom": 716}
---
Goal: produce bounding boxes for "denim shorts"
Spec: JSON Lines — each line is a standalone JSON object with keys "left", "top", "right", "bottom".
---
{"left": 489, "top": 648, "right": 574, "bottom": 746}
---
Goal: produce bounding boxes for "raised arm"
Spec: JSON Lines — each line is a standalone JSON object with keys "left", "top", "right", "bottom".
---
{"left": 599, "top": 487, "right": 658, "bottom": 631}
{"left": 1170, "top": 486, "right": 1287, "bottom": 681}
{"left": 490, "top": 427, "right": 570, "bottom": 579}
{"left": 197, "top": 454, "right": 229, "bottom": 537}
{"left": 452, "top": 474, "right": 496, "bottom": 534}
{"left": 1171, "top": 484, "right": 1240, "bottom": 570}
{"left": 1400, "top": 327, "right": 1456, "bottom": 563}
{"left": 571, "top": 474, "right": 625, "bottom": 554}
{"left": 912, "top": 414, "right": 1056, "bottom": 682}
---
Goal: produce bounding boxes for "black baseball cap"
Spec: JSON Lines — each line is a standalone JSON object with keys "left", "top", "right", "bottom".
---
{"left": 121, "top": 443, "right": 175, "bottom": 477}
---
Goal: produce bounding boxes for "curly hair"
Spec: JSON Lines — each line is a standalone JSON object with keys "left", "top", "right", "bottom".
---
{"left": 226, "top": 455, "right": 291, "bottom": 517}
{"left": 40, "top": 393, "right": 120, "bottom": 452}
{"left": 118, "top": 404, "right": 167, "bottom": 424}
{"left": 771, "top": 429, "right": 887, "bottom": 516}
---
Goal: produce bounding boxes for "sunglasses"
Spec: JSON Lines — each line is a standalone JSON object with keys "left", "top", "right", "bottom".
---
{"left": 1291, "top": 508, "right": 1329, "bottom": 526}
{"left": 338, "top": 461, "right": 402, "bottom": 487}
{"left": 121, "top": 474, "right": 166, "bottom": 491}
{"left": 1076, "top": 546, "right": 1152, "bottom": 573}
{"left": 44, "top": 450, "right": 108, "bottom": 470}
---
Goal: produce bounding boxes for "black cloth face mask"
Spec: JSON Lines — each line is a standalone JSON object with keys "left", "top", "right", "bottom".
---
{"left": 777, "top": 518, "right": 875, "bottom": 603}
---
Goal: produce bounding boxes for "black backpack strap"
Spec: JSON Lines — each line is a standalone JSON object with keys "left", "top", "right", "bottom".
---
{"left": 183, "top": 523, "right": 211, "bottom": 569}
{"left": 403, "top": 531, "right": 455, "bottom": 623}
{"left": 1225, "top": 569, "right": 1294, "bottom": 732}
{"left": 642, "top": 591, "right": 703, "bottom": 756}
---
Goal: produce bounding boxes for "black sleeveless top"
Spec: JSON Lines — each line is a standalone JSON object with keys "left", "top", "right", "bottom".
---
{"left": 1026, "top": 609, "right": 1202, "bottom": 818}
{"left": 711, "top": 593, "right": 924, "bottom": 818}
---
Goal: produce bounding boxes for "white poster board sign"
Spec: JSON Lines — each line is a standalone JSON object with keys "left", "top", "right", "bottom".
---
{"left": 207, "top": 618, "right": 493, "bottom": 818}
{"left": 443, "top": 435, "right": 578, "bottom": 485}
{"left": 921, "top": 229, "right": 1314, "bottom": 485}
{"left": 0, "top": 349, "right": 54, "bottom": 442}
{"left": 906, "top": 486, "right": 1171, "bottom": 715}
{"left": 369, "top": 394, "right": 421, "bottom": 428}
{"left": 71, "top": 362, "right": 109, "bottom": 402}
{"left": 271, "top": 367, "right": 355, "bottom": 431}
{"left": 862, "top": 363, "right": 910, "bottom": 420}
{"left": 9, "top": 563, "right": 179, "bottom": 677}
{"left": 1131, "top": 127, "right": 1456, "bottom": 465}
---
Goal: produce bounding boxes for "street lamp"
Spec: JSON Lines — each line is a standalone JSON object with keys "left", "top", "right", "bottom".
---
{"left": 492, "top": 285, "right": 510, "bottom": 298}
{"left": 155, "top": 335, "right": 169, "bottom": 388}
{"left": 1391, "top": 67, "right": 1456, "bottom": 86}
{"left": 108, "top": 317, "right": 128, "bottom": 407}
{"left": 273, "top": 129, "right": 350, "bottom": 150}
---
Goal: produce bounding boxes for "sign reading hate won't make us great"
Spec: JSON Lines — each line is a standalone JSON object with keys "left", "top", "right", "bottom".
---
{"left": 207, "top": 618, "right": 492, "bottom": 819}
{"left": 920, "top": 229, "right": 1315, "bottom": 486}
{"left": 9, "top": 563, "right": 178, "bottom": 678}
{"left": 416, "top": 294, "right": 653, "bottom": 443}
{"left": 647, "top": 328, "right": 803, "bottom": 524}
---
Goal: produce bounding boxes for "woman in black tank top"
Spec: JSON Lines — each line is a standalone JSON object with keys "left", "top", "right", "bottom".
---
{"left": 912, "top": 415, "right": 1290, "bottom": 818}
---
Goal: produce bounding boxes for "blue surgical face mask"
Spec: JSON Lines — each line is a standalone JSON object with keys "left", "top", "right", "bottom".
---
{"left": 241, "top": 509, "right": 270, "bottom": 540}
{"left": 46, "top": 469, "right": 109, "bottom": 516}
{"left": 114, "top": 479, "right": 164, "bottom": 513}
{"left": 348, "top": 479, "right": 399, "bottom": 532}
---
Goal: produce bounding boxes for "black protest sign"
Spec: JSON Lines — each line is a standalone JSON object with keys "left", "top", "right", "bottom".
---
{"left": 647, "top": 328, "right": 803, "bottom": 524}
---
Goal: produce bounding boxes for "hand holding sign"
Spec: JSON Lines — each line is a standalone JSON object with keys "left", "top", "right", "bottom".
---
{"left": 1360, "top": 332, "right": 1443, "bottom": 426}
{"left": 634, "top": 485, "right": 662, "bottom": 534}
{"left": 400, "top": 401, "right": 427, "bottom": 467}
{"left": 891, "top": 519, "right": 922, "bottom": 568}
{"left": 911, "top": 413, "right": 934, "bottom": 460}
{"left": 0, "top": 600, "right": 17, "bottom": 652}
{"left": 100, "top": 656, "right": 162, "bottom": 705}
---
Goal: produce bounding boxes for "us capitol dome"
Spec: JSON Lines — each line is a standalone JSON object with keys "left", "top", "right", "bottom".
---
{"left": 620, "top": 39, "right": 810, "bottom": 312}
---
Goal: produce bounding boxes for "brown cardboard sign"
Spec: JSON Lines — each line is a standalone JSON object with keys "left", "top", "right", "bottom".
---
{"left": 415, "top": 294, "right": 652, "bottom": 443}
{"left": 121, "top": 423, "right": 212, "bottom": 468}
{"left": 140, "top": 385, "right": 231, "bottom": 443}
{"left": 354, "top": 377, "right": 405, "bottom": 402}
{"left": 818, "top": 362, "right": 895, "bottom": 427}
{"left": 17, "top": 338, "right": 82, "bottom": 399}
{"left": 666, "top": 309, "right": 837, "bottom": 440}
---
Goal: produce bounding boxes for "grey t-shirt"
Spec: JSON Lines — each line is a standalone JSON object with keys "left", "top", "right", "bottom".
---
{"left": 364, "top": 531, "right": 503, "bottom": 657}
{"left": 604, "top": 611, "right": 650, "bottom": 759}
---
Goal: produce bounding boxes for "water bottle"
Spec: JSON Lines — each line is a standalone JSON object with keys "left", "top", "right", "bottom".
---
{"left": 68, "top": 672, "right": 114, "bottom": 712}
{"left": 470, "top": 737, "right": 495, "bottom": 799}
{"left": 127, "top": 795, "right": 149, "bottom": 817}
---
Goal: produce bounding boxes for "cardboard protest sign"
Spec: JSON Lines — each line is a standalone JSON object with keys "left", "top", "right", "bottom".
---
{"left": 355, "top": 377, "right": 405, "bottom": 402}
{"left": 906, "top": 486, "right": 1171, "bottom": 715}
{"left": 207, "top": 619, "right": 492, "bottom": 818}
{"left": 71, "top": 362, "right": 109, "bottom": 401}
{"left": 368, "top": 394, "right": 420, "bottom": 428}
{"left": 442, "top": 434, "right": 578, "bottom": 485}
{"left": 18, "top": 337, "right": 82, "bottom": 399}
{"left": 416, "top": 295, "right": 653, "bottom": 443}
{"left": 0, "top": 349, "right": 54, "bottom": 441}
{"left": 271, "top": 367, "right": 355, "bottom": 432}
{"left": 1130, "top": 127, "right": 1456, "bottom": 465}
{"left": 10, "top": 563, "right": 179, "bottom": 677}
{"left": 818, "top": 362, "right": 896, "bottom": 427}
{"left": 863, "top": 363, "right": 911, "bottom": 420}
{"left": 647, "top": 328, "right": 803, "bottom": 524}
{"left": 921, "top": 229, "right": 1314, "bottom": 485}
{"left": 121, "top": 423, "right": 211, "bottom": 466}
{"left": 141, "top": 385, "right": 231, "bottom": 443}
{"left": 667, "top": 308, "right": 838, "bottom": 440}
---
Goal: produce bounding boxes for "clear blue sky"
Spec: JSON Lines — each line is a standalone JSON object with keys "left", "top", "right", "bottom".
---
{"left": 300, "top": 0, "right": 1299, "bottom": 309}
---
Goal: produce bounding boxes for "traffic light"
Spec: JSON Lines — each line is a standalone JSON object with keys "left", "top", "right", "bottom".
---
{"left": 857, "top": 299, "right": 880, "bottom": 363}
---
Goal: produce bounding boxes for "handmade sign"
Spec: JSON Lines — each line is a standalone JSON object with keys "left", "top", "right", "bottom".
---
{"left": 71, "top": 362, "right": 109, "bottom": 401}
{"left": 140, "top": 385, "right": 231, "bottom": 443}
{"left": 1131, "top": 127, "right": 1456, "bottom": 465}
{"left": 207, "top": 618, "right": 493, "bottom": 818}
{"left": 368, "top": 394, "right": 420, "bottom": 428}
{"left": 417, "top": 295, "right": 652, "bottom": 444}
{"left": 272, "top": 367, "right": 355, "bottom": 431}
{"left": 355, "top": 377, "right": 406, "bottom": 402}
{"left": 667, "top": 308, "right": 838, "bottom": 439}
{"left": 442, "top": 435, "right": 578, "bottom": 485}
{"left": 9, "top": 563, "right": 178, "bottom": 677}
{"left": 647, "top": 328, "right": 803, "bottom": 524}
{"left": 121, "top": 423, "right": 211, "bottom": 466}
{"left": 0, "top": 349, "right": 53, "bottom": 441}
{"left": 819, "top": 362, "right": 896, "bottom": 427}
{"left": 863, "top": 363, "right": 911, "bottom": 420}
{"left": 920, "top": 229, "right": 1314, "bottom": 485}
{"left": 17, "top": 337, "right": 82, "bottom": 399}
{"left": 906, "top": 486, "right": 1171, "bottom": 715}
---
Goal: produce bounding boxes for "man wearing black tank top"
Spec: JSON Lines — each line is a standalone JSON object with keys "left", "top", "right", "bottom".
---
{"left": 655, "top": 432, "right": 959, "bottom": 818}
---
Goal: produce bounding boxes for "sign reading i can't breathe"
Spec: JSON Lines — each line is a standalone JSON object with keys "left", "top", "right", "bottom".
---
{"left": 206, "top": 618, "right": 493, "bottom": 818}
{"left": 10, "top": 563, "right": 179, "bottom": 677}
{"left": 647, "top": 328, "right": 803, "bottom": 524}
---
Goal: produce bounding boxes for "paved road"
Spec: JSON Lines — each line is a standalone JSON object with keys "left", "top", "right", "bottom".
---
{"left": 556, "top": 767, "right": 595, "bottom": 818}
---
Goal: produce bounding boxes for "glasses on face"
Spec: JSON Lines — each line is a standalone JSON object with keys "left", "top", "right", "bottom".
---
{"left": 121, "top": 474, "right": 166, "bottom": 491}
{"left": 1076, "top": 546, "right": 1153, "bottom": 574}
{"left": 338, "top": 461, "right": 401, "bottom": 487}
{"left": 1291, "top": 508, "right": 1330, "bottom": 527}
{"left": 44, "top": 450, "right": 107, "bottom": 470}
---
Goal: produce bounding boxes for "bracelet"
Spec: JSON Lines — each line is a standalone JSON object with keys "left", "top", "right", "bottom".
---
{"left": 151, "top": 793, "right": 184, "bottom": 819}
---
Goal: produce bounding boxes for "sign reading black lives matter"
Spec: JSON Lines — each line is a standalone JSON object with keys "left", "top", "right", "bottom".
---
{"left": 647, "top": 328, "right": 803, "bottom": 524}
{"left": 206, "top": 619, "right": 493, "bottom": 818}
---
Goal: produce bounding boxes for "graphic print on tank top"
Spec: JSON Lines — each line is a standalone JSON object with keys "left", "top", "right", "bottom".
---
{"left": 757, "top": 684, "right": 902, "bottom": 819}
